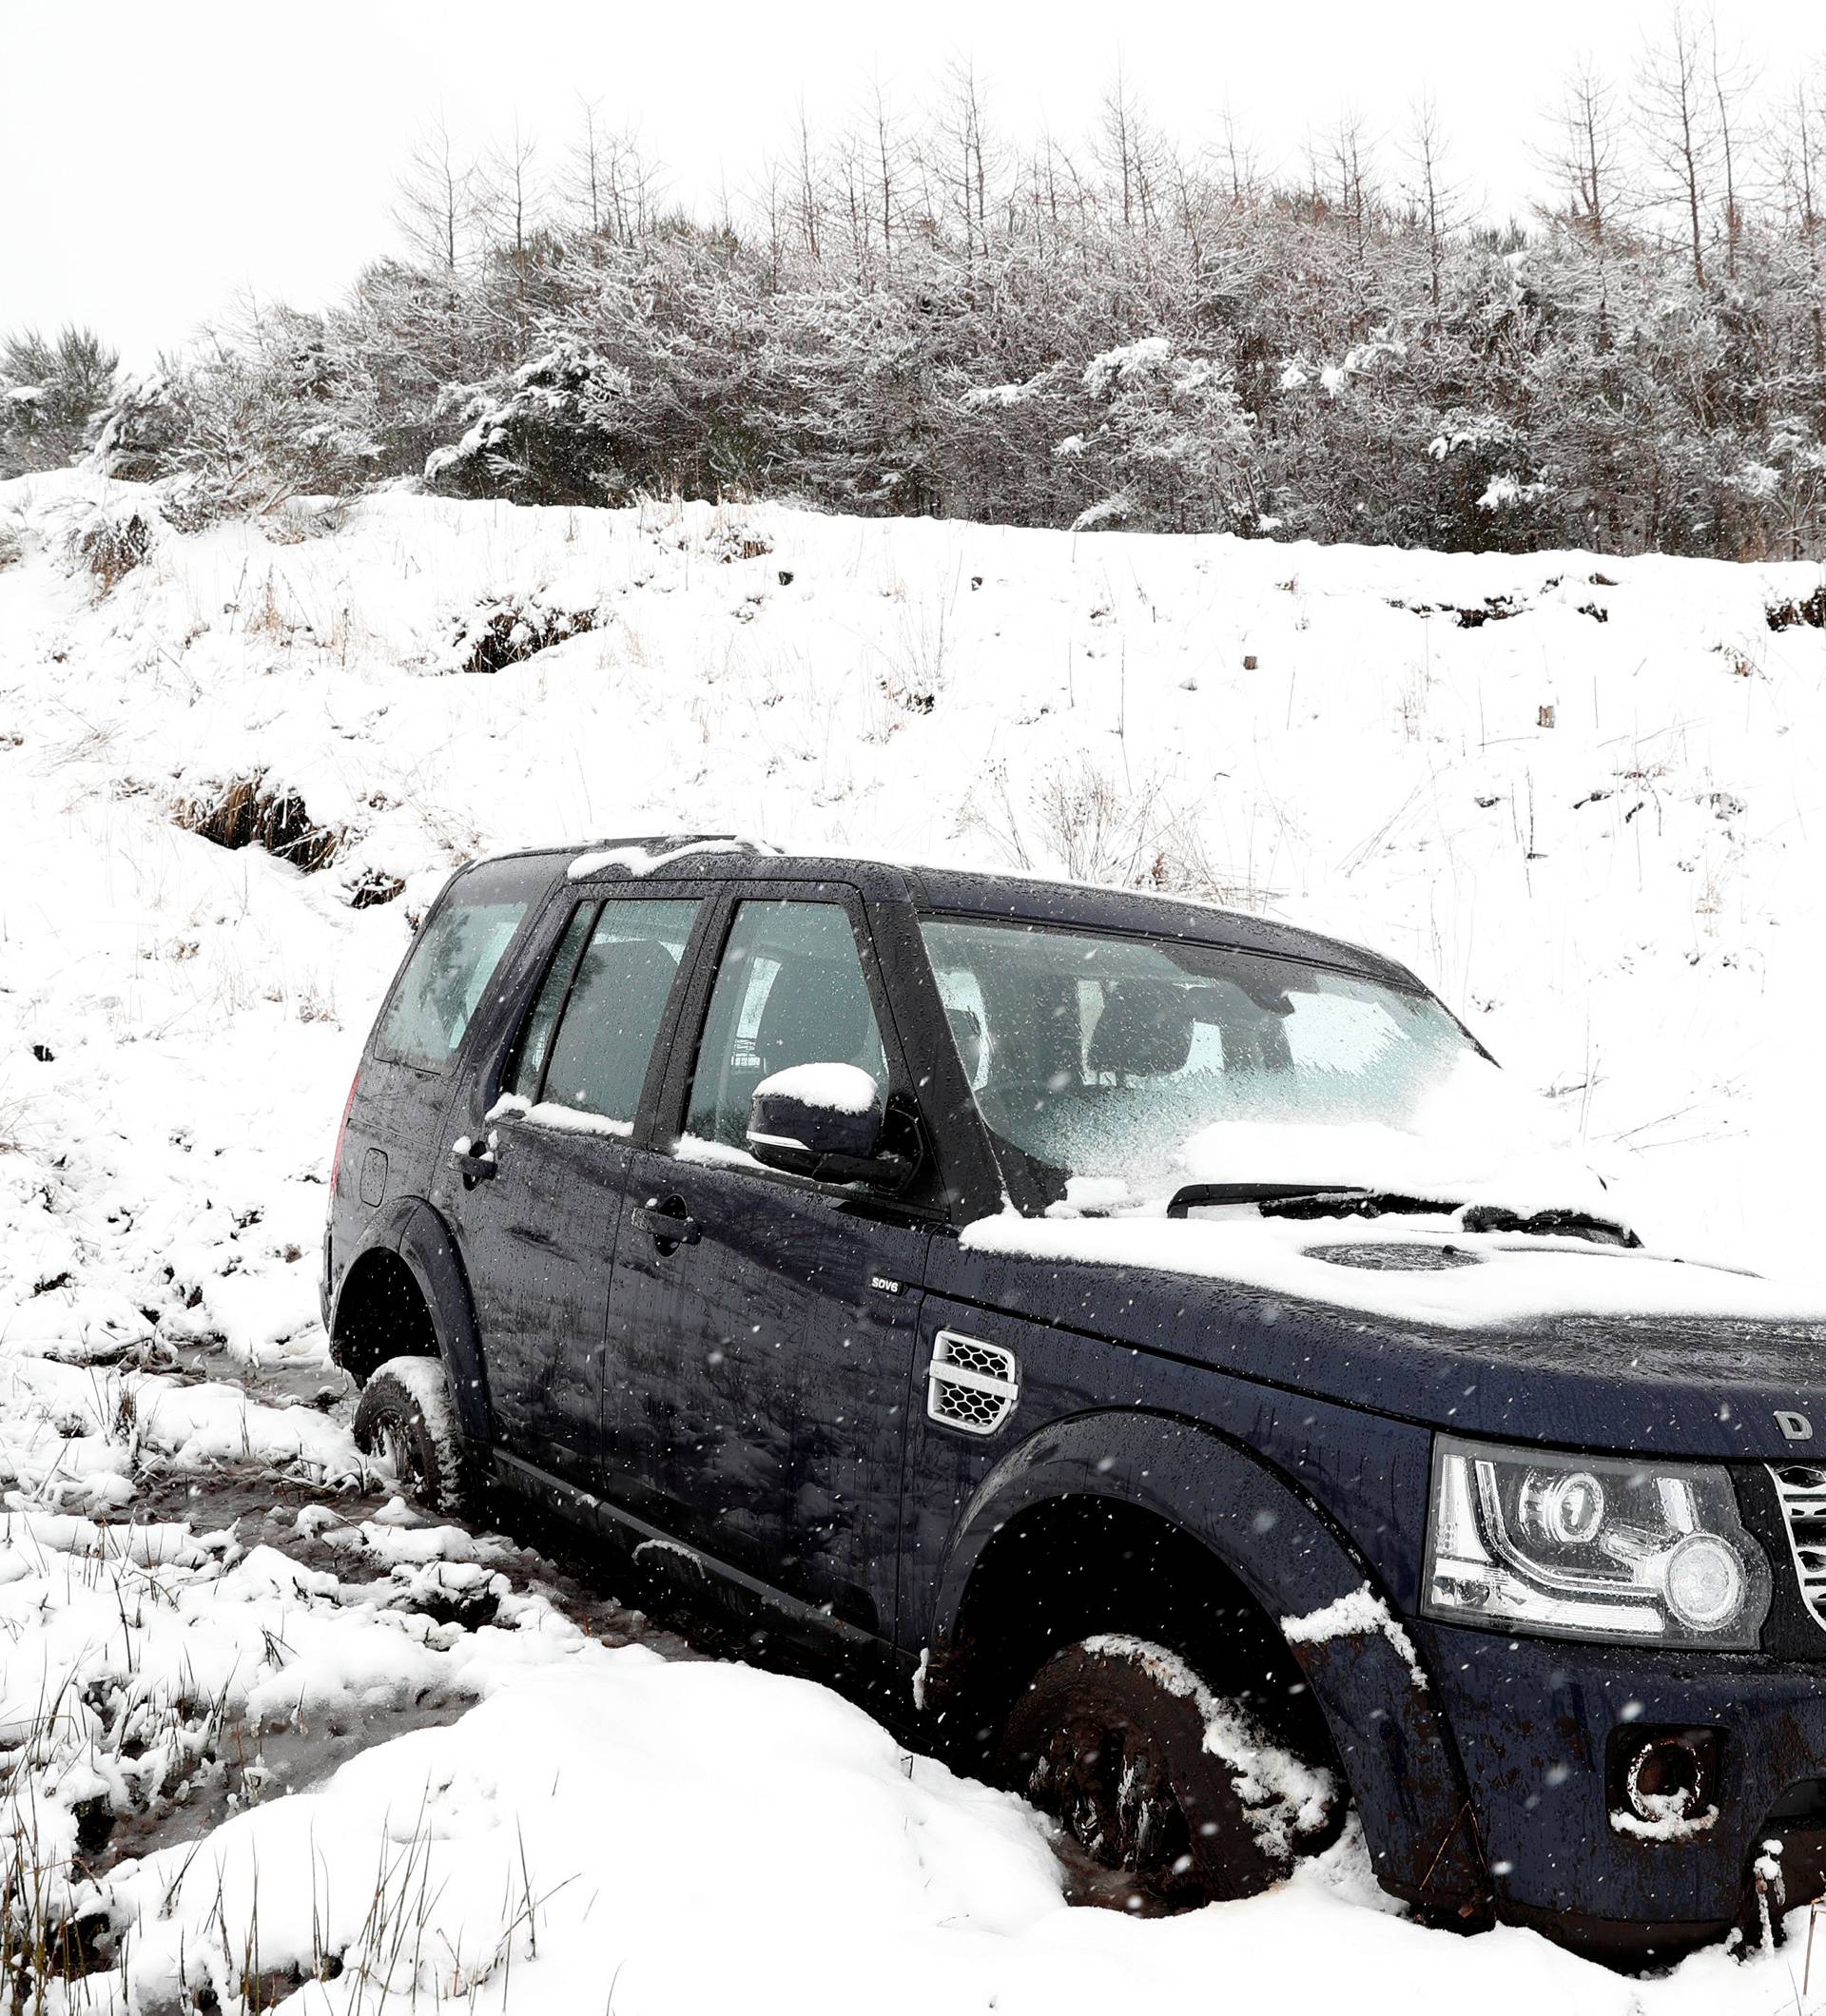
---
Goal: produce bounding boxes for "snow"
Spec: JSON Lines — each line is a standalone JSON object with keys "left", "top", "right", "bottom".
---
{"left": 86, "top": 1644, "right": 1675, "bottom": 2016}
{"left": 1281, "top": 1584, "right": 1429, "bottom": 1690}
{"left": 1611, "top": 1802, "right": 1720, "bottom": 1842}
{"left": 755, "top": 1060, "right": 881, "bottom": 1115}
{"left": 3, "top": 470, "right": 1826, "bottom": 2006}
{"left": 567, "top": 835, "right": 773, "bottom": 880}
{"left": 674, "top": 1132, "right": 767, "bottom": 1173}
{"left": 2, "top": 471, "right": 1820, "bottom": 1278}
{"left": 1079, "top": 1634, "right": 1337, "bottom": 1857}
{"left": 515, "top": 1101, "right": 633, "bottom": 1138}
{"left": 1083, "top": 336, "right": 1173, "bottom": 395}
{"left": 960, "top": 1209, "right": 1826, "bottom": 1329}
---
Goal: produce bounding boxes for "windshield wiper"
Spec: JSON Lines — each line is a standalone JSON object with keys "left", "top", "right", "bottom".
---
{"left": 1459, "top": 1203, "right": 1639, "bottom": 1249}
{"left": 1165, "top": 1182, "right": 1454, "bottom": 1219}
{"left": 1164, "top": 1183, "right": 1639, "bottom": 1248}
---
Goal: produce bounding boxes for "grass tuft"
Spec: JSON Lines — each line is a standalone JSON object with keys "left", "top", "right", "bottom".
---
{"left": 173, "top": 774, "right": 344, "bottom": 874}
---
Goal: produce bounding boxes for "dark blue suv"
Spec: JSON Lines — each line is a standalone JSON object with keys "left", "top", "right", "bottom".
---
{"left": 321, "top": 838, "right": 1826, "bottom": 1963}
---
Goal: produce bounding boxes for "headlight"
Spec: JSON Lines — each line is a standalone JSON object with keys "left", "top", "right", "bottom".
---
{"left": 1422, "top": 1435, "right": 1772, "bottom": 1648}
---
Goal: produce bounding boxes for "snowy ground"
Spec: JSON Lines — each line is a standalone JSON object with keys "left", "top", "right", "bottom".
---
{"left": 1, "top": 471, "right": 1825, "bottom": 2010}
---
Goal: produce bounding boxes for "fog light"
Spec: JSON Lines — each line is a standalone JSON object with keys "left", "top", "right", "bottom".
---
{"left": 1663, "top": 1532, "right": 1747, "bottom": 1631}
{"left": 1629, "top": 1739, "right": 1702, "bottom": 1817}
{"left": 1608, "top": 1728, "right": 1721, "bottom": 1832}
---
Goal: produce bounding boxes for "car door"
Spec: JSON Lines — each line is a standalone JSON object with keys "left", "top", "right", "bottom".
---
{"left": 606, "top": 887, "right": 934, "bottom": 1638}
{"left": 440, "top": 889, "right": 707, "bottom": 1486}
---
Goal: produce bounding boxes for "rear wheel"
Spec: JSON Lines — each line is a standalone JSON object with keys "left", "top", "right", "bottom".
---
{"left": 352, "top": 1356, "right": 476, "bottom": 1516}
{"left": 998, "top": 1637, "right": 1339, "bottom": 1912}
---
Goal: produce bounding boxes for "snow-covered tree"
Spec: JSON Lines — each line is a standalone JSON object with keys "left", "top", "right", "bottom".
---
{"left": 0, "top": 327, "right": 119, "bottom": 476}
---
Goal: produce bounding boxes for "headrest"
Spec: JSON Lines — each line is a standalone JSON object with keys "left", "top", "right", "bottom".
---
{"left": 1086, "top": 979, "right": 1194, "bottom": 1078}
{"left": 755, "top": 956, "right": 873, "bottom": 1071}
{"left": 544, "top": 936, "right": 678, "bottom": 1109}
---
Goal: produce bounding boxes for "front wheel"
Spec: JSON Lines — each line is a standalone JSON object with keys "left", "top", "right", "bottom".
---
{"left": 998, "top": 1637, "right": 1339, "bottom": 1911}
{"left": 352, "top": 1356, "right": 476, "bottom": 1516}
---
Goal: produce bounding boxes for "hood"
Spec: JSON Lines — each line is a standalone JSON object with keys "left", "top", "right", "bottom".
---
{"left": 955, "top": 1212, "right": 1826, "bottom": 1460}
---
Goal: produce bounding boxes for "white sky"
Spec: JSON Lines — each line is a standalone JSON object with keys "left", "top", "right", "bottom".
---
{"left": 2, "top": 0, "right": 1819, "bottom": 364}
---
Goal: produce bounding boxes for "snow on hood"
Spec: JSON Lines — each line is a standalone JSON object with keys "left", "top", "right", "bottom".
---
{"left": 959, "top": 1212, "right": 1826, "bottom": 1331}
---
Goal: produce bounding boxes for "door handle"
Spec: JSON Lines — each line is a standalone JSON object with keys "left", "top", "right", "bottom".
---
{"left": 450, "top": 1135, "right": 498, "bottom": 1187}
{"left": 632, "top": 1196, "right": 701, "bottom": 1251}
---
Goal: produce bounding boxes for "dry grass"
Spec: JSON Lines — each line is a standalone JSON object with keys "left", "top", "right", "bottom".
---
{"left": 450, "top": 599, "right": 597, "bottom": 675}
{"left": 172, "top": 775, "right": 344, "bottom": 875}
{"left": 964, "top": 753, "right": 1260, "bottom": 908}
{"left": 1766, "top": 581, "right": 1826, "bottom": 631}
{"left": 344, "top": 869, "right": 405, "bottom": 910}
{"left": 66, "top": 507, "right": 155, "bottom": 593}
{"left": 262, "top": 499, "right": 350, "bottom": 547}
{"left": 704, "top": 520, "right": 773, "bottom": 564}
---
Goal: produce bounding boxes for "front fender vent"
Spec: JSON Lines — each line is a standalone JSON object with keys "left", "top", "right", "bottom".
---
{"left": 1769, "top": 1463, "right": 1826, "bottom": 1632}
{"left": 926, "top": 1331, "right": 1020, "bottom": 1437}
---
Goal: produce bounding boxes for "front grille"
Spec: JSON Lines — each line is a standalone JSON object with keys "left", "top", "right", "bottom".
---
{"left": 1769, "top": 1463, "right": 1826, "bottom": 1631}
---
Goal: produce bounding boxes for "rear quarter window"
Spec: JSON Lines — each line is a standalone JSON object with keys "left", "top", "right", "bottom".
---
{"left": 372, "top": 859, "right": 549, "bottom": 1072}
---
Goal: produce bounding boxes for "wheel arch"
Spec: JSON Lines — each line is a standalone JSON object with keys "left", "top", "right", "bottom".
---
{"left": 329, "top": 1200, "right": 492, "bottom": 1443}
{"left": 924, "top": 1407, "right": 1486, "bottom": 1915}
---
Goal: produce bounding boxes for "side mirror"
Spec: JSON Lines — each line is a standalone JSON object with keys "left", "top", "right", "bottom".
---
{"left": 748, "top": 1064, "right": 913, "bottom": 1189}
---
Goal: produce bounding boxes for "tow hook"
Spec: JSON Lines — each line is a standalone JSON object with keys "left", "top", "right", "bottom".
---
{"left": 1730, "top": 1840, "right": 1788, "bottom": 1955}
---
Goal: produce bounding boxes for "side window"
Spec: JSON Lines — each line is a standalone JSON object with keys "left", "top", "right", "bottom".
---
{"left": 685, "top": 901, "right": 888, "bottom": 1150}
{"left": 504, "top": 904, "right": 598, "bottom": 1100}
{"left": 376, "top": 866, "right": 534, "bottom": 1072}
{"left": 512, "top": 899, "right": 700, "bottom": 1128}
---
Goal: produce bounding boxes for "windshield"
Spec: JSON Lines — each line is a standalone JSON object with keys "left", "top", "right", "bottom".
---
{"left": 921, "top": 915, "right": 1515, "bottom": 1212}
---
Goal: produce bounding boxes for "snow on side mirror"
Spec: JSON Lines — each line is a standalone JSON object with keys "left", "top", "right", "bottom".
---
{"left": 748, "top": 1064, "right": 910, "bottom": 1188}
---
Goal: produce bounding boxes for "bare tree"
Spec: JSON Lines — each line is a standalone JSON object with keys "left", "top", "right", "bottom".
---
{"left": 478, "top": 120, "right": 541, "bottom": 264}
{"left": 861, "top": 76, "right": 905, "bottom": 268}
{"left": 781, "top": 99, "right": 821, "bottom": 262}
{"left": 1541, "top": 59, "right": 1626, "bottom": 247}
{"left": 1706, "top": 13, "right": 1758, "bottom": 281}
{"left": 567, "top": 98, "right": 609, "bottom": 239}
{"left": 1637, "top": 9, "right": 1717, "bottom": 286}
{"left": 395, "top": 120, "right": 474, "bottom": 274}
{"left": 1774, "top": 70, "right": 1826, "bottom": 371}
{"left": 828, "top": 122, "right": 869, "bottom": 269}
{"left": 1402, "top": 94, "right": 1467, "bottom": 311}
{"left": 932, "top": 58, "right": 993, "bottom": 260}
{"left": 609, "top": 125, "right": 664, "bottom": 242}
{"left": 1216, "top": 100, "right": 1259, "bottom": 206}
{"left": 1099, "top": 65, "right": 1159, "bottom": 232}
{"left": 1329, "top": 107, "right": 1378, "bottom": 268}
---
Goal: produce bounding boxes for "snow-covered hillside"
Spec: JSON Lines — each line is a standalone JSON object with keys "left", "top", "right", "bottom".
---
{"left": 2, "top": 471, "right": 1826, "bottom": 2012}
{"left": 4, "top": 470, "right": 1824, "bottom": 1324}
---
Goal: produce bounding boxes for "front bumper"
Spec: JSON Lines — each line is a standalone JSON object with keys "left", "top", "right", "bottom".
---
{"left": 1419, "top": 1619, "right": 1826, "bottom": 1955}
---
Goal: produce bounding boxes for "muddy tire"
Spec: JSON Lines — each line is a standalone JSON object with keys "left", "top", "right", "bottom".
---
{"left": 998, "top": 1637, "right": 1338, "bottom": 1912}
{"left": 352, "top": 1356, "right": 476, "bottom": 1516}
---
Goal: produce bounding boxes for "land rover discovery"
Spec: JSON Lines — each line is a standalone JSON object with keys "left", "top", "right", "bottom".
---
{"left": 321, "top": 837, "right": 1826, "bottom": 1961}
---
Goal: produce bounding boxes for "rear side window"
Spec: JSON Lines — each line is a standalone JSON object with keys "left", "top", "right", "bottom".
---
{"left": 514, "top": 899, "right": 701, "bottom": 1128}
{"left": 504, "top": 905, "right": 597, "bottom": 1100}
{"left": 374, "top": 862, "right": 541, "bottom": 1072}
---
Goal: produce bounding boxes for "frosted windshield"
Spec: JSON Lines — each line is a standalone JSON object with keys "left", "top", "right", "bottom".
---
{"left": 920, "top": 916, "right": 1489, "bottom": 1207}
